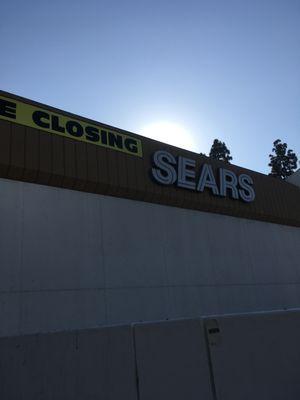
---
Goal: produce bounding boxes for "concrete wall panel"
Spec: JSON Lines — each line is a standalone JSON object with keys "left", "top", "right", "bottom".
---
{"left": 106, "top": 287, "right": 168, "bottom": 324}
{"left": 0, "top": 326, "right": 137, "bottom": 400}
{"left": 206, "top": 215, "right": 254, "bottom": 285}
{"left": 19, "top": 290, "right": 106, "bottom": 335}
{"left": 0, "top": 293, "right": 21, "bottom": 337}
{"left": 163, "top": 207, "right": 216, "bottom": 286}
{"left": 0, "top": 180, "right": 22, "bottom": 292}
{"left": 2, "top": 312, "right": 300, "bottom": 399}
{"left": 205, "top": 310, "right": 300, "bottom": 400}
{"left": 168, "top": 286, "right": 220, "bottom": 318}
{"left": 101, "top": 196, "right": 167, "bottom": 288}
{"left": 134, "top": 319, "right": 213, "bottom": 400}
{"left": 217, "top": 285, "right": 257, "bottom": 314}
{"left": 21, "top": 184, "right": 104, "bottom": 291}
{"left": 0, "top": 178, "right": 300, "bottom": 336}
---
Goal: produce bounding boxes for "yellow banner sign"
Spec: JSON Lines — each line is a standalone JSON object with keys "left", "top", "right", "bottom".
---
{"left": 0, "top": 95, "right": 143, "bottom": 157}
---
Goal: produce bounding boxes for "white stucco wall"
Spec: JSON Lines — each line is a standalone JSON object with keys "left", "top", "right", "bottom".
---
{"left": 0, "top": 178, "right": 299, "bottom": 337}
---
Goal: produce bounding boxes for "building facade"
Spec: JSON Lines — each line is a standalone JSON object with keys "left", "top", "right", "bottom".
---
{"left": 0, "top": 90, "right": 299, "bottom": 337}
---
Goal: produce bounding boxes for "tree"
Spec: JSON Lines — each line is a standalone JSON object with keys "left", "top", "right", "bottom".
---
{"left": 209, "top": 139, "right": 232, "bottom": 163}
{"left": 268, "top": 139, "right": 298, "bottom": 179}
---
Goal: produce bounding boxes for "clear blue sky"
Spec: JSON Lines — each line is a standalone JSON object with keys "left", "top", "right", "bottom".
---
{"left": 1, "top": 0, "right": 299, "bottom": 174}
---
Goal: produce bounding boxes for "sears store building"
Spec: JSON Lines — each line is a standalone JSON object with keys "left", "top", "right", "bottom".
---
{"left": 0, "top": 90, "right": 299, "bottom": 337}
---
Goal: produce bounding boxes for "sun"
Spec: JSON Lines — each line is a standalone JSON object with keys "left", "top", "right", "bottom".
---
{"left": 139, "top": 121, "right": 197, "bottom": 152}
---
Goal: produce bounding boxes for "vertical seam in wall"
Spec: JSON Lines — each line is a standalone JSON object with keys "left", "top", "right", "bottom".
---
{"left": 23, "top": 127, "right": 27, "bottom": 180}
{"left": 162, "top": 210, "right": 171, "bottom": 318}
{"left": 99, "top": 196, "right": 108, "bottom": 324}
{"left": 77, "top": 192, "right": 85, "bottom": 290}
{"left": 203, "top": 320, "right": 218, "bottom": 400}
{"left": 242, "top": 220, "right": 257, "bottom": 310}
{"left": 18, "top": 182, "right": 25, "bottom": 335}
{"left": 132, "top": 325, "right": 141, "bottom": 400}
{"left": 205, "top": 216, "right": 221, "bottom": 314}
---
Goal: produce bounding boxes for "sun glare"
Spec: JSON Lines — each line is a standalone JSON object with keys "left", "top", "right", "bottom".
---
{"left": 140, "top": 121, "right": 197, "bottom": 152}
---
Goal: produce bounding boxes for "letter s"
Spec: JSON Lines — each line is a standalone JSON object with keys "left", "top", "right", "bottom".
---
{"left": 238, "top": 174, "right": 255, "bottom": 202}
{"left": 151, "top": 150, "right": 177, "bottom": 185}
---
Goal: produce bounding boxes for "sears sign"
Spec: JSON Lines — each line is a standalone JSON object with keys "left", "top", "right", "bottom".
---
{"left": 151, "top": 150, "right": 255, "bottom": 203}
